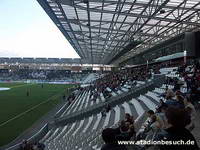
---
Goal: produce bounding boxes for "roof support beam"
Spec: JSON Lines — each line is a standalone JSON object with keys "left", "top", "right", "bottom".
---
{"left": 71, "top": 3, "right": 200, "bottom": 26}
{"left": 59, "top": 0, "right": 199, "bottom": 12}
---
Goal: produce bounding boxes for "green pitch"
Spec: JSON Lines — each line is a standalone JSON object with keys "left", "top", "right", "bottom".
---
{"left": 0, "top": 82, "right": 73, "bottom": 146}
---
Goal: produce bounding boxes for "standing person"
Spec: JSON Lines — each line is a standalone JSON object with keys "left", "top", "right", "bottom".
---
{"left": 101, "top": 107, "right": 107, "bottom": 117}
{"left": 26, "top": 89, "right": 30, "bottom": 97}
{"left": 106, "top": 104, "right": 111, "bottom": 112}
{"left": 62, "top": 94, "right": 66, "bottom": 101}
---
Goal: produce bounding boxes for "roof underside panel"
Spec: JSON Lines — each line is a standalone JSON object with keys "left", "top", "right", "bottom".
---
{"left": 37, "top": 0, "right": 200, "bottom": 64}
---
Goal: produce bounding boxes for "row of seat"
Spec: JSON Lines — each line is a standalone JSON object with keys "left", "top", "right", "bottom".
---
{"left": 41, "top": 67, "right": 184, "bottom": 149}
{"left": 60, "top": 80, "right": 145, "bottom": 117}
{"left": 159, "top": 67, "right": 178, "bottom": 73}
{"left": 82, "top": 73, "right": 100, "bottom": 84}
{"left": 41, "top": 88, "right": 163, "bottom": 150}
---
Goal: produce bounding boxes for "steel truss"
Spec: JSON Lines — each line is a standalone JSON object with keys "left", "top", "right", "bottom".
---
{"left": 37, "top": 0, "right": 200, "bottom": 64}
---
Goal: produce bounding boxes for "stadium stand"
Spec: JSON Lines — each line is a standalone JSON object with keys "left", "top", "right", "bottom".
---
{"left": 36, "top": 62, "right": 198, "bottom": 150}
{"left": 82, "top": 73, "right": 101, "bottom": 84}
{"left": 2, "top": 60, "right": 200, "bottom": 150}
{"left": 0, "top": 69, "right": 87, "bottom": 83}
{"left": 2, "top": 0, "right": 200, "bottom": 150}
{"left": 57, "top": 67, "right": 154, "bottom": 118}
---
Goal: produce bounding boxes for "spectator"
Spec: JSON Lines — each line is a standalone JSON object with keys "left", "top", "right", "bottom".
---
{"left": 146, "top": 110, "right": 164, "bottom": 129}
{"left": 32, "top": 142, "right": 39, "bottom": 150}
{"left": 36, "top": 142, "right": 45, "bottom": 150}
{"left": 160, "top": 86, "right": 169, "bottom": 98}
{"left": 101, "top": 107, "right": 107, "bottom": 117}
{"left": 184, "top": 73, "right": 192, "bottom": 92}
{"left": 124, "top": 113, "right": 134, "bottom": 125}
{"left": 20, "top": 140, "right": 31, "bottom": 150}
{"left": 101, "top": 128, "right": 127, "bottom": 150}
{"left": 184, "top": 97, "right": 196, "bottom": 131}
{"left": 62, "top": 94, "right": 66, "bottom": 101}
{"left": 114, "top": 120, "right": 136, "bottom": 141}
{"left": 173, "top": 78, "right": 182, "bottom": 91}
{"left": 175, "top": 95, "right": 185, "bottom": 108}
{"left": 156, "top": 104, "right": 169, "bottom": 129}
{"left": 165, "top": 89, "right": 175, "bottom": 100}
{"left": 164, "top": 91, "right": 184, "bottom": 108}
{"left": 156, "top": 107, "right": 199, "bottom": 150}
{"left": 106, "top": 104, "right": 111, "bottom": 113}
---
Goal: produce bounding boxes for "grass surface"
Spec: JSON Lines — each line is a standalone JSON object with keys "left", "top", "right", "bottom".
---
{"left": 0, "top": 82, "right": 73, "bottom": 146}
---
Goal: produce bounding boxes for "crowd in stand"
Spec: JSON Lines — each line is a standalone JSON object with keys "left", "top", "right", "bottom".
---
{"left": 101, "top": 60, "right": 200, "bottom": 150}
{"left": 0, "top": 69, "right": 86, "bottom": 81}
{"left": 65, "top": 66, "right": 153, "bottom": 111}
{"left": 20, "top": 140, "right": 45, "bottom": 150}
{"left": 17, "top": 59, "right": 200, "bottom": 150}
{"left": 68, "top": 67, "right": 152, "bottom": 104}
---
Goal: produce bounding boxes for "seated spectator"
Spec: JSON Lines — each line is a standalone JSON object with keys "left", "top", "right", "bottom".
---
{"left": 147, "top": 115, "right": 159, "bottom": 132}
{"left": 37, "top": 142, "right": 45, "bottom": 150}
{"left": 156, "top": 104, "right": 169, "bottom": 129}
{"left": 184, "top": 97, "right": 196, "bottom": 117}
{"left": 20, "top": 139, "right": 31, "bottom": 150}
{"left": 165, "top": 89, "right": 175, "bottom": 99}
{"left": 173, "top": 79, "right": 182, "bottom": 92}
{"left": 137, "top": 110, "right": 164, "bottom": 140}
{"left": 101, "top": 104, "right": 111, "bottom": 117}
{"left": 130, "top": 81, "right": 137, "bottom": 88}
{"left": 101, "top": 128, "right": 127, "bottom": 150}
{"left": 114, "top": 120, "right": 135, "bottom": 141}
{"left": 160, "top": 86, "right": 169, "bottom": 98}
{"left": 175, "top": 90, "right": 184, "bottom": 97}
{"left": 159, "top": 98, "right": 165, "bottom": 106}
{"left": 156, "top": 107, "right": 199, "bottom": 150}
{"left": 185, "top": 107, "right": 195, "bottom": 131}
{"left": 165, "top": 85, "right": 169, "bottom": 92}
{"left": 184, "top": 73, "right": 192, "bottom": 92}
{"left": 32, "top": 142, "right": 39, "bottom": 150}
{"left": 103, "top": 90, "right": 112, "bottom": 99}
{"left": 174, "top": 95, "right": 185, "bottom": 108}
{"left": 184, "top": 97, "right": 196, "bottom": 131}
{"left": 146, "top": 110, "right": 164, "bottom": 129}
{"left": 164, "top": 91, "right": 184, "bottom": 108}
{"left": 124, "top": 113, "right": 134, "bottom": 125}
{"left": 101, "top": 107, "right": 107, "bottom": 117}
{"left": 106, "top": 104, "right": 111, "bottom": 113}
{"left": 93, "top": 91, "right": 98, "bottom": 101}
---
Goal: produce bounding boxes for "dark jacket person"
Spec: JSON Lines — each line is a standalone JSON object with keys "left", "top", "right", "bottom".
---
{"left": 157, "top": 107, "right": 199, "bottom": 150}
{"left": 101, "top": 128, "right": 127, "bottom": 150}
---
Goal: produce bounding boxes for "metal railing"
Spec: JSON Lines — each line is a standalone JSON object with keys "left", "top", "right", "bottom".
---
{"left": 2, "top": 124, "right": 49, "bottom": 150}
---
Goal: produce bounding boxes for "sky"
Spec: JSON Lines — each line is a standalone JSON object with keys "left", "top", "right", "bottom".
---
{"left": 0, "top": 0, "right": 80, "bottom": 58}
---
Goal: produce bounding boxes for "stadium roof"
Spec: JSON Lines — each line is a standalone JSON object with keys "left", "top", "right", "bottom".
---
{"left": 37, "top": 0, "right": 200, "bottom": 65}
